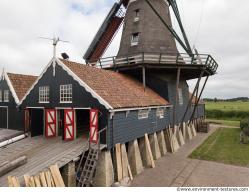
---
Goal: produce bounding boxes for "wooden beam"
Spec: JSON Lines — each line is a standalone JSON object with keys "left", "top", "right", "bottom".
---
{"left": 40, "top": 172, "right": 48, "bottom": 187}
{"left": 34, "top": 175, "right": 41, "bottom": 187}
{"left": 180, "top": 70, "right": 205, "bottom": 128}
{"left": 49, "top": 165, "right": 65, "bottom": 187}
{"left": 11, "top": 176, "right": 20, "bottom": 187}
{"left": 115, "top": 143, "right": 123, "bottom": 181}
{"left": 24, "top": 175, "right": 31, "bottom": 187}
{"left": 144, "top": 134, "right": 155, "bottom": 168}
{"left": 189, "top": 75, "right": 209, "bottom": 123}
{"left": 45, "top": 170, "right": 52, "bottom": 187}
{"left": 7, "top": 176, "right": 13, "bottom": 187}
{"left": 173, "top": 67, "right": 181, "bottom": 130}
{"left": 0, "top": 156, "right": 27, "bottom": 177}
{"left": 29, "top": 176, "right": 36, "bottom": 187}
{"left": 127, "top": 164, "right": 133, "bottom": 181}
{"left": 142, "top": 67, "right": 146, "bottom": 91}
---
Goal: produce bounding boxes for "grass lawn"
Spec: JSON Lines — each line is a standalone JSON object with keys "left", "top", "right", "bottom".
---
{"left": 207, "top": 119, "right": 240, "bottom": 127}
{"left": 189, "top": 128, "right": 249, "bottom": 167}
{"left": 205, "top": 101, "right": 249, "bottom": 112}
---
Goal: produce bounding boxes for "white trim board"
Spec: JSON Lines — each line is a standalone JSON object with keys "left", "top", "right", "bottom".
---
{"left": 26, "top": 107, "right": 45, "bottom": 109}
{"left": 109, "top": 105, "right": 173, "bottom": 113}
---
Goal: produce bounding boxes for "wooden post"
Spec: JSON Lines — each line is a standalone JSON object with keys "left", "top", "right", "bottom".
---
{"left": 173, "top": 67, "right": 181, "bottom": 132}
{"left": 115, "top": 143, "right": 123, "bottom": 181}
{"left": 189, "top": 75, "right": 209, "bottom": 124}
{"left": 144, "top": 134, "right": 155, "bottom": 168}
{"left": 180, "top": 70, "right": 205, "bottom": 128}
{"left": 142, "top": 67, "right": 146, "bottom": 92}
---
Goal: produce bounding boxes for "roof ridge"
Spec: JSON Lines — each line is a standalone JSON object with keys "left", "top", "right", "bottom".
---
{"left": 7, "top": 72, "right": 38, "bottom": 78}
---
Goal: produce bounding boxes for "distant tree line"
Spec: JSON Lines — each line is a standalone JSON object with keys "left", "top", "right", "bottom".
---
{"left": 204, "top": 97, "right": 249, "bottom": 102}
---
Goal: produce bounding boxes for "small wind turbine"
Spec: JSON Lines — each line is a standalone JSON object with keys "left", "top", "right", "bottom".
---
{"left": 39, "top": 37, "right": 70, "bottom": 58}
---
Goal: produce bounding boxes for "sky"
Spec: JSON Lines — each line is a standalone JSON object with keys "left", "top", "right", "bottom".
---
{"left": 0, "top": 0, "right": 248, "bottom": 99}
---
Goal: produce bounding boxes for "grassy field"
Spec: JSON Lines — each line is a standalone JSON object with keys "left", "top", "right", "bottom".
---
{"left": 189, "top": 128, "right": 249, "bottom": 167}
{"left": 205, "top": 101, "right": 249, "bottom": 121}
{"left": 206, "top": 101, "right": 249, "bottom": 112}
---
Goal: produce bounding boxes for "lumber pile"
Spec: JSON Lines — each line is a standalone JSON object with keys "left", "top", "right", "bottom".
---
{"left": 8, "top": 164, "right": 65, "bottom": 187}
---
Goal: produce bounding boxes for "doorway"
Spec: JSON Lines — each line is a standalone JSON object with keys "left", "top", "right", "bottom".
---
{"left": 30, "top": 108, "right": 44, "bottom": 137}
{"left": 0, "top": 107, "right": 8, "bottom": 129}
{"left": 75, "top": 109, "right": 90, "bottom": 139}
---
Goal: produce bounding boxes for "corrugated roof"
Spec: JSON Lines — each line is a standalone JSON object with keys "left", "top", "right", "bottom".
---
{"left": 60, "top": 59, "right": 169, "bottom": 109}
{"left": 7, "top": 73, "right": 37, "bottom": 100}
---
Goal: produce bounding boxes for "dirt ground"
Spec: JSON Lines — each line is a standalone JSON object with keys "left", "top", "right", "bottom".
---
{"left": 131, "top": 125, "right": 249, "bottom": 187}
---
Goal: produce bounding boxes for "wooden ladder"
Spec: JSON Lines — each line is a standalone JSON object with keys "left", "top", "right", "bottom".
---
{"left": 76, "top": 146, "right": 99, "bottom": 187}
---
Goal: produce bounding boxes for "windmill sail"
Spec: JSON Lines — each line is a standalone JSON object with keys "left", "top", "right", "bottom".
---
{"left": 84, "top": 2, "right": 125, "bottom": 63}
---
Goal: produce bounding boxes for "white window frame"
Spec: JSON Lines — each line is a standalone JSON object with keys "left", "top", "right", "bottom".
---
{"left": 4, "top": 90, "right": 9, "bottom": 102}
{"left": 131, "top": 33, "right": 139, "bottom": 46}
{"left": 156, "top": 108, "right": 164, "bottom": 119}
{"left": 178, "top": 88, "right": 183, "bottom": 105}
{"left": 138, "top": 109, "right": 149, "bottom": 119}
{"left": 39, "top": 86, "right": 49, "bottom": 103}
{"left": 0, "top": 90, "right": 2, "bottom": 102}
{"left": 60, "top": 84, "right": 72, "bottom": 103}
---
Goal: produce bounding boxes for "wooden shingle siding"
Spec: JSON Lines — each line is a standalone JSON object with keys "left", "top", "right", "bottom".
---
{"left": 106, "top": 108, "right": 170, "bottom": 149}
{"left": 0, "top": 78, "right": 24, "bottom": 131}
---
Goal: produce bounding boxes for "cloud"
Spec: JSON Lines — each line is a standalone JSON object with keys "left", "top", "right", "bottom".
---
{"left": 0, "top": 0, "right": 248, "bottom": 99}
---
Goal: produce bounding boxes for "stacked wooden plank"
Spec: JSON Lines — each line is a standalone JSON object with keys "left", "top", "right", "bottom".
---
{"left": 8, "top": 164, "right": 65, "bottom": 187}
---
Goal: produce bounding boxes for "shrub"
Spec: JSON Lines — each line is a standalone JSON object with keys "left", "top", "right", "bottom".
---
{"left": 240, "top": 118, "right": 249, "bottom": 136}
{"left": 206, "top": 109, "right": 249, "bottom": 121}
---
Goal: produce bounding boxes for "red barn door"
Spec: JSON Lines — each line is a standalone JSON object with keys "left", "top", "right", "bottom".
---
{"left": 45, "top": 109, "right": 56, "bottom": 138}
{"left": 64, "top": 109, "right": 75, "bottom": 141}
{"left": 90, "top": 109, "right": 98, "bottom": 144}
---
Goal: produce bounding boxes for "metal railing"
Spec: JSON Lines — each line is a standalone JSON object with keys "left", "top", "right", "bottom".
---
{"left": 90, "top": 52, "right": 218, "bottom": 73}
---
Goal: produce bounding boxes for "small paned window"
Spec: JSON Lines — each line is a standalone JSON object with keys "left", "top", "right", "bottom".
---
{"left": 131, "top": 33, "right": 139, "bottom": 46}
{"left": 0, "top": 90, "right": 2, "bottom": 102}
{"left": 39, "top": 86, "right": 49, "bottom": 103}
{"left": 135, "top": 9, "right": 140, "bottom": 17}
{"left": 60, "top": 84, "right": 72, "bottom": 103}
{"left": 178, "top": 88, "right": 183, "bottom": 105}
{"left": 138, "top": 109, "right": 149, "bottom": 119}
{"left": 156, "top": 108, "right": 164, "bottom": 119}
{"left": 134, "top": 9, "right": 140, "bottom": 22}
{"left": 4, "top": 90, "right": 9, "bottom": 102}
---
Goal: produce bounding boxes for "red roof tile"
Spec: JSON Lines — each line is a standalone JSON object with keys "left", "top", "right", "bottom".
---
{"left": 59, "top": 59, "right": 169, "bottom": 109}
{"left": 7, "top": 73, "right": 37, "bottom": 101}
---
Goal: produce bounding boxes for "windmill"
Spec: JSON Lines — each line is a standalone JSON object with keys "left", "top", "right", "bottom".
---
{"left": 84, "top": 0, "right": 218, "bottom": 130}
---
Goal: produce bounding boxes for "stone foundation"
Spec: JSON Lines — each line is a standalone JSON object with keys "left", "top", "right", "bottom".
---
{"left": 94, "top": 151, "right": 114, "bottom": 187}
